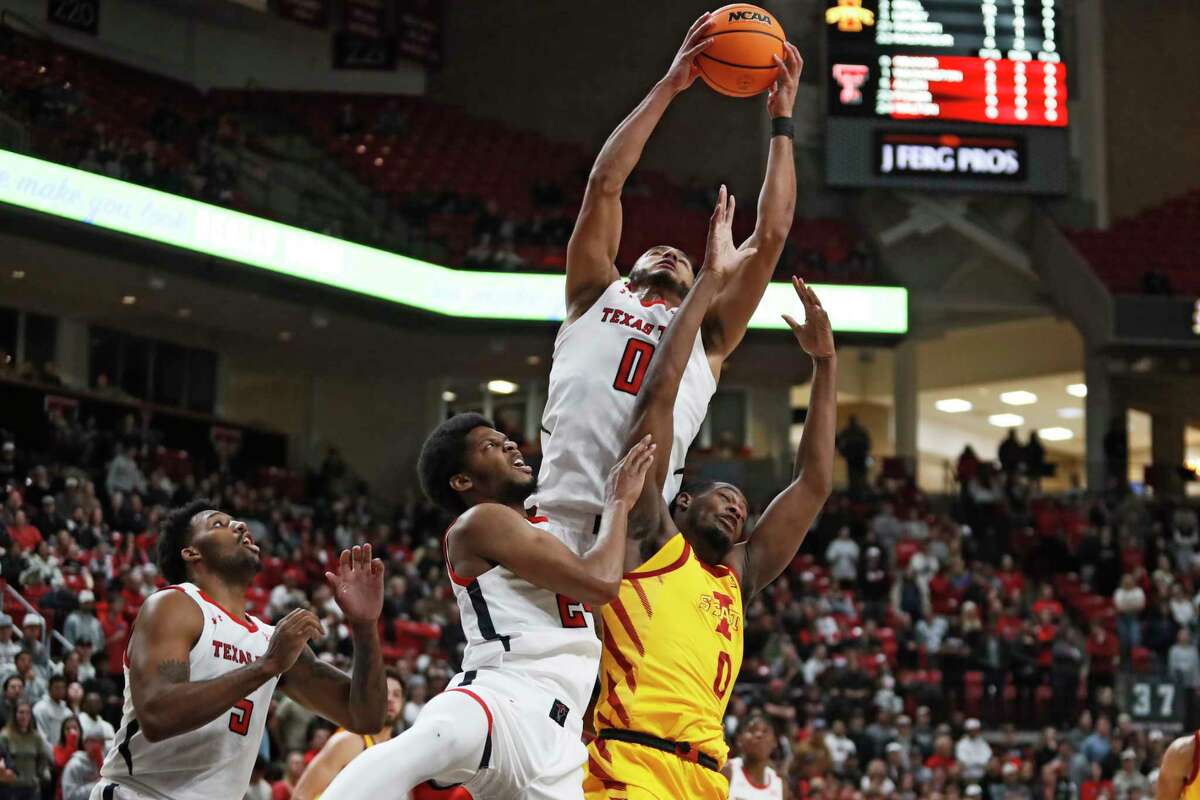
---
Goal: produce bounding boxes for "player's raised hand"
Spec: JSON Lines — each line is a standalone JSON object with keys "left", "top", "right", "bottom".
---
{"left": 605, "top": 434, "right": 657, "bottom": 507}
{"left": 767, "top": 42, "right": 804, "bottom": 119}
{"left": 782, "top": 276, "right": 835, "bottom": 360}
{"left": 662, "top": 12, "right": 713, "bottom": 94}
{"left": 325, "top": 544, "right": 385, "bottom": 625}
{"left": 262, "top": 609, "right": 325, "bottom": 675}
{"left": 702, "top": 184, "right": 758, "bottom": 286}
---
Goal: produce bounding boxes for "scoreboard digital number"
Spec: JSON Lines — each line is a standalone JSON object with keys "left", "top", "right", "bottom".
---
{"left": 826, "top": 0, "right": 1068, "bottom": 128}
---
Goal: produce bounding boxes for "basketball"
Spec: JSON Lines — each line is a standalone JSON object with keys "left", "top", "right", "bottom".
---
{"left": 697, "top": 4, "right": 787, "bottom": 97}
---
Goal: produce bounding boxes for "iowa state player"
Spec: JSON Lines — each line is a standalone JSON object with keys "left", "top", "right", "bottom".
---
{"left": 583, "top": 268, "right": 835, "bottom": 800}
{"left": 529, "top": 11, "right": 804, "bottom": 552}
{"left": 92, "top": 501, "right": 385, "bottom": 800}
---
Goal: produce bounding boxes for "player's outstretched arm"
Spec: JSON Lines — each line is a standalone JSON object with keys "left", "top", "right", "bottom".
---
{"left": 290, "top": 730, "right": 365, "bottom": 800}
{"left": 726, "top": 277, "right": 835, "bottom": 597}
{"left": 453, "top": 436, "right": 656, "bottom": 604}
{"left": 624, "top": 187, "right": 757, "bottom": 537}
{"left": 704, "top": 43, "right": 803, "bottom": 366}
{"left": 129, "top": 591, "right": 322, "bottom": 742}
{"left": 566, "top": 13, "right": 713, "bottom": 321}
{"left": 282, "top": 546, "right": 387, "bottom": 735}
{"left": 1156, "top": 735, "right": 1193, "bottom": 800}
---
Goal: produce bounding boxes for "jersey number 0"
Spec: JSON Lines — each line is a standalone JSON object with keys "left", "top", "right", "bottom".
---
{"left": 613, "top": 338, "right": 655, "bottom": 396}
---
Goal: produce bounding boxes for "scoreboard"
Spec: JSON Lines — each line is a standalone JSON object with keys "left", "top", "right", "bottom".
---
{"left": 823, "top": 0, "right": 1071, "bottom": 194}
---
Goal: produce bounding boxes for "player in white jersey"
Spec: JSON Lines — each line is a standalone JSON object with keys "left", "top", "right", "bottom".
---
{"left": 529, "top": 12, "right": 804, "bottom": 551}
{"left": 92, "top": 500, "right": 386, "bottom": 800}
{"left": 322, "top": 419, "right": 656, "bottom": 800}
{"left": 723, "top": 714, "right": 788, "bottom": 800}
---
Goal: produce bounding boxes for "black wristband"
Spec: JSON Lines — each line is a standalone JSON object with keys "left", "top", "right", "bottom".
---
{"left": 771, "top": 117, "right": 795, "bottom": 139}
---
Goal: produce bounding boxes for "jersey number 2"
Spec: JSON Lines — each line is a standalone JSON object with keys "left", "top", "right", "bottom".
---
{"left": 557, "top": 594, "right": 593, "bottom": 628}
{"left": 229, "top": 699, "right": 254, "bottom": 736}
{"left": 613, "top": 338, "right": 655, "bottom": 396}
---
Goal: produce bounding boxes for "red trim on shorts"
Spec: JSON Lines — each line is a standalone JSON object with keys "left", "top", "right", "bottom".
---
{"left": 447, "top": 688, "right": 493, "bottom": 735}
{"left": 588, "top": 752, "right": 626, "bottom": 790}
{"left": 527, "top": 515, "right": 548, "bottom": 525}
{"left": 625, "top": 540, "right": 691, "bottom": 579}
{"left": 197, "top": 589, "right": 258, "bottom": 632}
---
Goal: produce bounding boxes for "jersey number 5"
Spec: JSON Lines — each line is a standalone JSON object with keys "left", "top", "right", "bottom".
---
{"left": 613, "top": 338, "right": 655, "bottom": 396}
{"left": 229, "top": 698, "right": 254, "bottom": 736}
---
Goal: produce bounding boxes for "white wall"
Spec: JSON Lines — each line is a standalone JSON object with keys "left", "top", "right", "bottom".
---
{"left": 7, "top": 0, "right": 425, "bottom": 93}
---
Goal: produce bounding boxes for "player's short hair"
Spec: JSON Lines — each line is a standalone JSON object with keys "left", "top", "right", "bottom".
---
{"left": 158, "top": 499, "right": 215, "bottom": 585}
{"left": 669, "top": 478, "right": 718, "bottom": 515}
{"left": 418, "top": 413, "right": 494, "bottom": 514}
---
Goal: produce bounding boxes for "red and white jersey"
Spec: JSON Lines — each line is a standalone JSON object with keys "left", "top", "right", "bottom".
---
{"left": 100, "top": 582, "right": 277, "bottom": 800}
{"left": 530, "top": 279, "right": 716, "bottom": 522}
{"left": 727, "top": 758, "right": 785, "bottom": 800}
{"left": 446, "top": 518, "right": 601, "bottom": 715}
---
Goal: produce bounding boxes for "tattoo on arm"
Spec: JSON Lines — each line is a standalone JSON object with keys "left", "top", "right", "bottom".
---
{"left": 157, "top": 659, "right": 190, "bottom": 683}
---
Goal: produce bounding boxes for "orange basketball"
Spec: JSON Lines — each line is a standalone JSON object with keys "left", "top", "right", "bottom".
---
{"left": 697, "top": 4, "right": 786, "bottom": 98}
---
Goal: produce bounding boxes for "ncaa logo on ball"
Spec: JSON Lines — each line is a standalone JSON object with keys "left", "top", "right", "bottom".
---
{"left": 728, "top": 10, "right": 772, "bottom": 26}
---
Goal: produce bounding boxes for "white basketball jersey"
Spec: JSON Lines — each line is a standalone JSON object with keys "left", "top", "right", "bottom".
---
{"left": 530, "top": 279, "right": 717, "bottom": 520}
{"left": 727, "top": 758, "right": 784, "bottom": 800}
{"left": 445, "top": 517, "right": 601, "bottom": 715}
{"left": 100, "top": 583, "right": 277, "bottom": 800}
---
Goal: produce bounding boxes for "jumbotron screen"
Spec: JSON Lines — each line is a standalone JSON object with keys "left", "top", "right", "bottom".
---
{"left": 825, "top": 0, "right": 1068, "bottom": 128}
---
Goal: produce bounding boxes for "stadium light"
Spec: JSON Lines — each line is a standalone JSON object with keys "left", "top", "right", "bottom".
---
{"left": 0, "top": 148, "right": 908, "bottom": 334}
{"left": 934, "top": 398, "right": 973, "bottom": 413}
{"left": 1057, "top": 407, "right": 1083, "bottom": 419}
{"left": 1066, "top": 383, "right": 1087, "bottom": 397}
{"left": 486, "top": 380, "right": 518, "bottom": 395}
{"left": 999, "top": 390, "right": 1037, "bottom": 406}
{"left": 1038, "top": 427, "right": 1073, "bottom": 441}
{"left": 988, "top": 414, "right": 1024, "bottom": 428}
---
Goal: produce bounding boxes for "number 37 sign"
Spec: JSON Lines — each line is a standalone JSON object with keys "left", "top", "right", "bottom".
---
{"left": 1126, "top": 677, "right": 1184, "bottom": 724}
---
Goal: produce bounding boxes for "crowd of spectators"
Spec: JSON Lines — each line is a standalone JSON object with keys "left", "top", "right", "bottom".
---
{"left": 0, "top": 380, "right": 1196, "bottom": 799}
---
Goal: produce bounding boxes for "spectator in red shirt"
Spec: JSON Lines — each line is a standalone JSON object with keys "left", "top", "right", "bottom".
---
{"left": 925, "top": 734, "right": 958, "bottom": 775}
{"left": 8, "top": 510, "right": 43, "bottom": 552}
{"left": 100, "top": 595, "right": 130, "bottom": 677}
{"left": 1035, "top": 608, "right": 1059, "bottom": 669}
{"left": 1079, "top": 761, "right": 1114, "bottom": 800}
{"left": 1031, "top": 584, "right": 1063, "bottom": 621}
{"left": 271, "top": 750, "right": 305, "bottom": 800}
{"left": 1084, "top": 622, "right": 1120, "bottom": 701}
{"left": 996, "top": 554, "right": 1025, "bottom": 601}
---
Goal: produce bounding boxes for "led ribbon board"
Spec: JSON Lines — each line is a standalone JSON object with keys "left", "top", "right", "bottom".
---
{"left": 0, "top": 148, "right": 907, "bottom": 334}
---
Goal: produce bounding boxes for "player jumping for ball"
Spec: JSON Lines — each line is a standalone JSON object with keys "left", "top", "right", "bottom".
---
{"left": 91, "top": 503, "right": 386, "bottom": 800}
{"left": 582, "top": 209, "right": 836, "bottom": 797}
{"left": 321, "top": 191, "right": 757, "bottom": 800}
{"left": 529, "top": 11, "right": 804, "bottom": 555}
